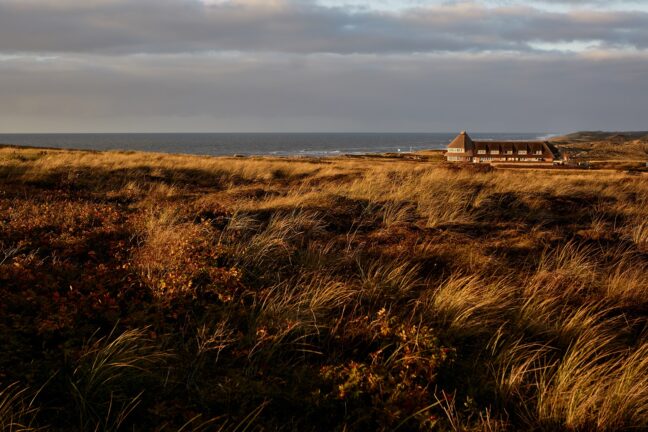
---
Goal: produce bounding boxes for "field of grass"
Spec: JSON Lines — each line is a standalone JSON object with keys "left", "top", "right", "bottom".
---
{"left": 1, "top": 146, "right": 647, "bottom": 431}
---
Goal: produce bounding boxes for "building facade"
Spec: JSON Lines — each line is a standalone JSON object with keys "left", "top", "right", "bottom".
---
{"left": 446, "top": 131, "right": 557, "bottom": 163}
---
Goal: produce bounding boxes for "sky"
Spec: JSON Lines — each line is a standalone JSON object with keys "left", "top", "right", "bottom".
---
{"left": 0, "top": 0, "right": 647, "bottom": 133}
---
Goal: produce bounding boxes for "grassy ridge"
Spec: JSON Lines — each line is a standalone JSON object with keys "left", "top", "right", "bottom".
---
{"left": 1, "top": 147, "right": 647, "bottom": 431}
{"left": 551, "top": 132, "right": 648, "bottom": 162}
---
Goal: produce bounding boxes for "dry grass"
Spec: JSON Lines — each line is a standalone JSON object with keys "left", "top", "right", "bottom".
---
{"left": 70, "top": 327, "right": 170, "bottom": 431}
{"left": 1, "top": 146, "right": 647, "bottom": 430}
{"left": 0, "top": 383, "right": 40, "bottom": 432}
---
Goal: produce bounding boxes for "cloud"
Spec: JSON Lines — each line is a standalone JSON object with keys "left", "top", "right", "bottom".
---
{"left": 0, "top": 0, "right": 646, "bottom": 54}
{"left": 1, "top": 51, "right": 647, "bottom": 132}
{"left": 0, "top": 0, "right": 646, "bottom": 132}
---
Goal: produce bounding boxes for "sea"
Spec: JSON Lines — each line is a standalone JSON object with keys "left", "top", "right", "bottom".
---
{"left": 0, "top": 133, "right": 553, "bottom": 157}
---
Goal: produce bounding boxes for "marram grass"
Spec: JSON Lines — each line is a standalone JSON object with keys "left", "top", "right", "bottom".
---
{"left": 0, "top": 146, "right": 647, "bottom": 430}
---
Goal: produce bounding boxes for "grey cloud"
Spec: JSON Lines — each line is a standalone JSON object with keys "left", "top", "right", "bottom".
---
{"left": 1, "top": 52, "right": 646, "bottom": 132}
{"left": 1, "top": 1, "right": 646, "bottom": 134}
{"left": 0, "top": 0, "right": 647, "bottom": 54}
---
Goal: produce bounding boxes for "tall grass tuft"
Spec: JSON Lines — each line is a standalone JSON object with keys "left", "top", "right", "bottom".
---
{"left": 0, "top": 383, "right": 40, "bottom": 432}
{"left": 422, "top": 275, "right": 516, "bottom": 340}
{"left": 69, "top": 327, "right": 170, "bottom": 431}
{"left": 226, "top": 209, "right": 325, "bottom": 277}
{"left": 629, "top": 219, "right": 648, "bottom": 250}
{"left": 357, "top": 258, "right": 421, "bottom": 306}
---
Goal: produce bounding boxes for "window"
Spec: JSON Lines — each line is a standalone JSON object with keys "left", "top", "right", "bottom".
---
{"left": 477, "top": 150, "right": 486, "bottom": 154}
{"left": 506, "top": 150, "right": 514, "bottom": 155}
{"left": 518, "top": 150, "right": 527, "bottom": 155}
{"left": 535, "top": 150, "right": 543, "bottom": 155}
{"left": 448, "top": 148, "right": 463, "bottom": 153}
{"left": 491, "top": 150, "right": 499, "bottom": 155}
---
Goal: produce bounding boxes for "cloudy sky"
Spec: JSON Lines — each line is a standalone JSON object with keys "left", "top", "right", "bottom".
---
{"left": 0, "top": 0, "right": 646, "bottom": 133}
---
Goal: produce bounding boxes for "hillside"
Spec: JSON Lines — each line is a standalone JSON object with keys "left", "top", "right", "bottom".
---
{"left": 1, "top": 147, "right": 647, "bottom": 431}
{"left": 551, "top": 131, "right": 648, "bottom": 162}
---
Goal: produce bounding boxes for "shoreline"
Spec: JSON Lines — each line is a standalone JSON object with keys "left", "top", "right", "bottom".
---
{"left": 3, "top": 143, "right": 645, "bottom": 174}
{"left": 0, "top": 141, "right": 448, "bottom": 161}
{"left": 0, "top": 132, "right": 548, "bottom": 158}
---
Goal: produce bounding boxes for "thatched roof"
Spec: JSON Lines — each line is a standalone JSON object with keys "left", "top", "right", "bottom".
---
{"left": 448, "top": 131, "right": 475, "bottom": 149}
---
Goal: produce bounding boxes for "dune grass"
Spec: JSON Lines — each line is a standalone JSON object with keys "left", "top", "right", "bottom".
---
{"left": 0, "top": 146, "right": 647, "bottom": 430}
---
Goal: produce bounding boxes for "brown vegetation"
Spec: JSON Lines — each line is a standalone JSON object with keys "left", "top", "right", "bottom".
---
{"left": 1, "top": 146, "right": 647, "bottom": 430}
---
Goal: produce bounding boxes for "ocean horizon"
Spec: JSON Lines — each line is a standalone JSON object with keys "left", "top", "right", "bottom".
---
{"left": 0, "top": 132, "right": 553, "bottom": 157}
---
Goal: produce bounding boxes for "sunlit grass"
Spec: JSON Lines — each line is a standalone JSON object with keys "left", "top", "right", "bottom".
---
{"left": 1, "top": 146, "right": 647, "bottom": 430}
